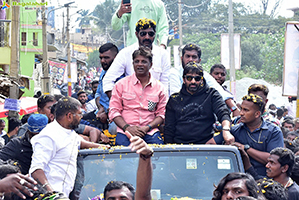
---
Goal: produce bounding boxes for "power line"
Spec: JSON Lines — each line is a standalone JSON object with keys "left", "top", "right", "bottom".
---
{"left": 167, "top": 13, "right": 178, "bottom": 23}
{"left": 184, "top": 0, "right": 210, "bottom": 8}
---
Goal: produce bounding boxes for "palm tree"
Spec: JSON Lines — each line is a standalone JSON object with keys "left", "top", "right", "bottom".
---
{"left": 76, "top": 9, "right": 91, "bottom": 27}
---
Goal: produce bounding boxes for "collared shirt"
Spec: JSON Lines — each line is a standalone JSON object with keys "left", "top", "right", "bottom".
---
{"left": 109, "top": 73, "right": 167, "bottom": 135}
{"left": 95, "top": 70, "right": 110, "bottom": 113}
{"left": 29, "top": 120, "right": 83, "bottom": 196}
{"left": 169, "top": 67, "right": 233, "bottom": 100}
{"left": 103, "top": 42, "right": 170, "bottom": 95}
{"left": 111, "top": 0, "right": 169, "bottom": 46}
{"left": 214, "top": 119, "right": 284, "bottom": 176}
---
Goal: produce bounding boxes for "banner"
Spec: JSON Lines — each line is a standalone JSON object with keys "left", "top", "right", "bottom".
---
{"left": 282, "top": 21, "right": 299, "bottom": 96}
{"left": 221, "top": 34, "right": 241, "bottom": 70}
{"left": 49, "top": 60, "right": 66, "bottom": 82}
{"left": 72, "top": 43, "right": 95, "bottom": 53}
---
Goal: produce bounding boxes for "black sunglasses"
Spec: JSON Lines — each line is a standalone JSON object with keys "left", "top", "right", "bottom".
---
{"left": 139, "top": 31, "right": 155, "bottom": 37}
{"left": 184, "top": 75, "right": 202, "bottom": 82}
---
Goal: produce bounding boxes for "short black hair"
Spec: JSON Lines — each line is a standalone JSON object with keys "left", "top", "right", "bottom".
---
{"left": 132, "top": 46, "right": 153, "bottom": 64}
{"left": 183, "top": 62, "right": 204, "bottom": 77}
{"left": 286, "top": 131, "right": 299, "bottom": 139}
{"left": 104, "top": 181, "right": 135, "bottom": 200}
{"left": 282, "top": 119, "right": 295, "bottom": 128}
{"left": 55, "top": 97, "right": 81, "bottom": 121}
{"left": 182, "top": 43, "right": 202, "bottom": 59}
{"left": 21, "top": 113, "right": 33, "bottom": 124}
{"left": 248, "top": 84, "right": 269, "bottom": 98}
{"left": 277, "top": 109, "right": 284, "bottom": 118}
{"left": 256, "top": 178, "right": 288, "bottom": 200}
{"left": 99, "top": 43, "right": 119, "bottom": 54}
{"left": 135, "top": 18, "right": 156, "bottom": 33}
{"left": 91, "top": 80, "right": 99, "bottom": 86}
{"left": 291, "top": 156, "right": 299, "bottom": 184}
{"left": 268, "top": 104, "right": 276, "bottom": 109}
{"left": 37, "top": 95, "right": 55, "bottom": 109}
{"left": 242, "top": 94, "right": 265, "bottom": 113}
{"left": 212, "top": 172, "right": 262, "bottom": 200}
{"left": 0, "top": 119, "right": 5, "bottom": 124}
{"left": 270, "top": 147, "right": 295, "bottom": 177}
{"left": 8, "top": 117, "right": 21, "bottom": 132}
{"left": 54, "top": 94, "right": 64, "bottom": 102}
{"left": 210, "top": 64, "right": 226, "bottom": 74}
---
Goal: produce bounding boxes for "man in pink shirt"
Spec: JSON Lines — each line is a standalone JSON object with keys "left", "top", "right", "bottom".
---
{"left": 109, "top": 46, "right": 167, "bottom": 146}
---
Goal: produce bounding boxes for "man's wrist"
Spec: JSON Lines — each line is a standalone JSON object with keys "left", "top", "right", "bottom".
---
{"left": 146, "top": 124, "right": 152, "bottom": 132}
{"left": 122, "top": 124, "right": 130, "bottom": 132}
{"left": 116, "top": 11, "right": 122, "bottom": 18}
{"left": 230, "top": 106, "right": 237, "bottom": 112}
{"left": 140, "top": 148, "right": 154, "bottom": 160}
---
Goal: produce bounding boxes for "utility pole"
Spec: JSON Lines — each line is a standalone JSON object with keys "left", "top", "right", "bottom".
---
{"left": 106, "top": 26, "right": 108, "bottom": 43}
{"left": 86, "top": 36, "right": 89, "bottom": 53}
{"left": 41, "top": 0, "right": 50, "bottom": 95}
{"left": 228, "top": 0, "right": 236, "bottom": 96}
{"left": 62, "top": 12, "right": 65, "bottom": 45}
{"left": 65, "top": 2, "right": 75, "bottom": 96}
{"left": 9, "top": 0, "right": 20, "bottom": 118}
{"left": 178, "top": 0, "right": 183, "bottom": 47}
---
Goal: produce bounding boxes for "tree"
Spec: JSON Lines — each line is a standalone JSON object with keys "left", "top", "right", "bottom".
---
{"left": 76, "top": 9, "right": 91, "bottom": 27}
{"left": 86, "top": 50, "right": 100, "bottom": 69}
{"left": 259, "top": 0, "right": 282, "bottom": 17}
{"left": 91, "top": 0, "right": 124, "bottom": 47}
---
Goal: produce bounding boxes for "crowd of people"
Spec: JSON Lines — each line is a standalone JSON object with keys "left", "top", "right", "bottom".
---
{"left": 0, "top": 2, "right": 298, "bottom": 199}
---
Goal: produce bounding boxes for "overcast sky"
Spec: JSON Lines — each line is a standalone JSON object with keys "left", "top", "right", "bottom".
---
{"left": 48, "top": 0, "right": 298, "bottom": 31}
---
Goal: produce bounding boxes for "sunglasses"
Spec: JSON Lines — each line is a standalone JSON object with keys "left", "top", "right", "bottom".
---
{"left": 184, "top": 75, "right": 202, "bottom": 82}
{"left": 139, "top": 31, "right": 155, "bottom": 37}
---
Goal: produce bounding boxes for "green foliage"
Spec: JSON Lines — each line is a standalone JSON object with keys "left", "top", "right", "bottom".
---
{"left": 76, "top": 9, "right": 91, "bottom": 27}
{"left": 91, "top": 0, "right": 124, "bottom": 46}
{"left": 86, "top": 50, "right": 100, "bottom": 69}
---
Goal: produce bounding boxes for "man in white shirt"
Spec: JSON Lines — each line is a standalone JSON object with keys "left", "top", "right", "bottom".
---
{"left": 29, "top": 97, "right": 108, "bottom": 196}
{"left": 103, "top": 18, "right": 170, "bottom": 98}
{"left": 169, "top": 43, "right": 240, "bottom": 116}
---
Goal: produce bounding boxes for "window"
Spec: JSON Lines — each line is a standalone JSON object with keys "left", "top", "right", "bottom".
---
{"left": 33, "top": 32, "right": 38, "bottom": 46}
{"left": 21, "top": 32, "right": 26, "bottom": 46}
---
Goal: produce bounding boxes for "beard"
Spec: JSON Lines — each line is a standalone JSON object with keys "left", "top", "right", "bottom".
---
{"left": 79, "top": 99, "right": 86, "bottom": 105}
{"left": 69, "top": 119, "right": 80, "bottom": 130}
{"left": 187, "top": 83, "right": 200, "bottom": 93}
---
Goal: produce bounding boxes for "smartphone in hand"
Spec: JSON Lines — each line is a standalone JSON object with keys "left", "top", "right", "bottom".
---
{"left": 123, "top": 0, "right": 131, "bottom": 13}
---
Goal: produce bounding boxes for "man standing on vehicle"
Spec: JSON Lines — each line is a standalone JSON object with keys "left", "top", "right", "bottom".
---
{"left": 164, "top": 62, "right": 234, "bottom": 145}
{"left": 111, "top": 0, "right": 169, "bottom": 48}
{"left": 93, "top": 43, "right": 120, "bottom": 133}
{"left": 266, "top": 147, "right": 299, "bottom": 199}
{"left": 169, "top": 43, "right": 239, "bottom": 116}
{"left": 215, "top": 94, "right": 284, "bottom": 176}
{"left": 103, "top": 18, "right": 170, "bottom": 97}
{"left": 29, "top": 97, "right": 109, "bottom": 197}
{"left": 109, "top": 46, "right": 167, "bottom": 146}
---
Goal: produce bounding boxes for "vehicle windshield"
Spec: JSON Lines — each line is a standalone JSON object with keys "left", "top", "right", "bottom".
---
{"left": 79, "top": 150, "right": 240, "bottom": 200}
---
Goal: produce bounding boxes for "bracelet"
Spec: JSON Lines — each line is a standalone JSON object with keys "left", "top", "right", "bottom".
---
{"left": 116, "top": 12, "right": 121, "bottom": 18}
{"left": 223, "top": 128, "right": 230, "bottom": 131}
{"left": 122, "top": 124, "right": 130, "bottom": 132}
{"left": 140, "top": 148, "right": 154, "bottom": 160}
{"left": 147, "top": 124, "right": 152, "bottom": 132}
